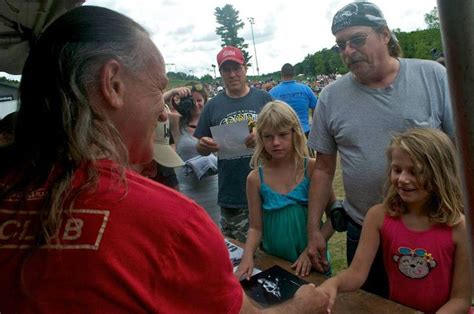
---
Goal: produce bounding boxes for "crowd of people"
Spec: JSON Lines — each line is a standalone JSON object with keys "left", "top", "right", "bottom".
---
{"left": 0, "top": 1, "right": 472, "bottom": 313}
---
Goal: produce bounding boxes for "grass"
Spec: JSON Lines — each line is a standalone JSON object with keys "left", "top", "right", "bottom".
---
{"left": 327, "top": 155, "right": 347, "bottom": 275}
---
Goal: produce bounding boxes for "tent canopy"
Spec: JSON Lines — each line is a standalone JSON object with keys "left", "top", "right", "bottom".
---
{"left": 0, "top": 0, "right": 84, "bottom": 75}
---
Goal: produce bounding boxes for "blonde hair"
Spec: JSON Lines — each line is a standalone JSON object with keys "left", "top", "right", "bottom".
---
{"left": 384, "top": 128, "right": 463, "bottom": 225}
{"left": 250, "top": 101, "right": 308, "bottom": 170}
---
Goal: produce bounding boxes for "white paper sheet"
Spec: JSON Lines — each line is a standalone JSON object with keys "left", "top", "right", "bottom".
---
{"left": 225, "top": 239, "right": 261, "bottom": 275}
{"left": 210, "top": 121, "right": 254, "bottom": 160}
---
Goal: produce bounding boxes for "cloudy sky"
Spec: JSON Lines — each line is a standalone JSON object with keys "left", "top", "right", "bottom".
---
{"left": 2, "top": 0, "right": 438, "bottom": 79}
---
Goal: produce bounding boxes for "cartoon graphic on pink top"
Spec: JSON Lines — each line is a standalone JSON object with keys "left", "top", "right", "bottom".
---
{"left": 393, "top": 247, "right": 437, "bottom": 279}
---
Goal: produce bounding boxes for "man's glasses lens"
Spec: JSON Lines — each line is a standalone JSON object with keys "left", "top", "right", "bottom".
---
{"left": 350, "top": 36, "right": 367, "bottom": 48}
{"left": 221, "top": 65, "right": 242, "bottom": 74}
{"left": 334, "top": 35, "right": 368, "bottom": 52}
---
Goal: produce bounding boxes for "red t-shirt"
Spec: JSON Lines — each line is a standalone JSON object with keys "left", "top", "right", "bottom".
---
{"left": 0, "top": 160, "right": 242, "bottom": 313}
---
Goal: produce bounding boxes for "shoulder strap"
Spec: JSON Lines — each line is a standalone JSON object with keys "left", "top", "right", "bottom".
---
{"left": 258, "top": 166, "right": 264, "bottom": 183}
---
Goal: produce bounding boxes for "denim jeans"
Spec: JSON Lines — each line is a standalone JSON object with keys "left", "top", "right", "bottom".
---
{"left": 346, "top": 218, "right": 389, "bottom": 298}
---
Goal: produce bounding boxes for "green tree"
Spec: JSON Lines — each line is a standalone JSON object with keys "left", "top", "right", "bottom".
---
{"left": 295, "top": 49, "right": 346, "bottom": 76}
{"left": 424, "top": 7, "right": 440, "bottom": 29}
{"left": 214, "top": 4, "right": 251, "bottom": 65}
{"left": 0, "top": 76, "right": 20, "bottom": 86}
{"left": 395, "top": 28, "right": 442, "bottom": 59}
{"left": 167, "top": 71, "right": 195, "bottom": 81}
{"left": 200, "top": 74, "right": 214, "bottom": 83}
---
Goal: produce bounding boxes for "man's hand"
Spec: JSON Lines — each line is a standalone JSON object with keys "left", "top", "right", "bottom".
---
{"left": 244, "top": 132, "right": 256, "bottom": 148}
{"left": 241, "top": 283, "right": 329, "bottom": 314}
{"left": 316, "top": 279, "right": 339, "bottom": 313}
{"left": 291, "top": 283, "right": 330, "bottom": 313}
{"left": 307, "top": 231, "right": 329, "bottom": 273}
{"left": 197, "top": 136, "right": 219, "bottom": 156}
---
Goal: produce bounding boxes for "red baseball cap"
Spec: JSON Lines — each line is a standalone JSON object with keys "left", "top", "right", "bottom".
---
{"left": 217, "top": 46, "right": 245, "bottom": 68}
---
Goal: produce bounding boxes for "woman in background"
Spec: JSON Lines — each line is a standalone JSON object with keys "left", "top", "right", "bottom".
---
{"left": 175, "top": 83, "right": 220, "bottom": 226}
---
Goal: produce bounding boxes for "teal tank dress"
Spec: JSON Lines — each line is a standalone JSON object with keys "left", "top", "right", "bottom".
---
{"left": 259, "top": 160, "right": 310, "bottom": 263}
{"left": 259, "top": 159, "right": 331, "bottom": 275}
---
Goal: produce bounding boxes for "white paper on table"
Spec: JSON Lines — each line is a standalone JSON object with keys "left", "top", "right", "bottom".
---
{"left": 225, "top": 238, "right": 244, "bottom": 264}
{"left": 210, "top": 120, "right": 253, "bottom": 160}
{"left": 225, "top": 239, "right": 261, "bottom": 276}
{"left": 234, "top": 265, "right": 261, "bottom": 277}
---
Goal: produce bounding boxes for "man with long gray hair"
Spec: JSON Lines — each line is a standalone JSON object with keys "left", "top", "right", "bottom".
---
{"left": 0, "top": 5, "right": 328, "bottom": 313}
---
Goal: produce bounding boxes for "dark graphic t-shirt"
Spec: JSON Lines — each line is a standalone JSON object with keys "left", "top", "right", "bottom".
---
{"left": 195, "top": 88, "right": 272, "bottom": 208}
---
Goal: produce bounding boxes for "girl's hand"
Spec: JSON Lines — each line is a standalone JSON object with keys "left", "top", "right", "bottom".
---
{"left": 317, "top": 279, "right": 339, "bottom": 312}
{"left": 235, "top": 257, "right": 254, "bottom": 281}
{"left": 291, "top": 250, "right": 312, "bottom": 277}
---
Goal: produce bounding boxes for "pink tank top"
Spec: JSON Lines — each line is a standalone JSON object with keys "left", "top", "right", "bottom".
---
{"left": 381, "top": 214, "right": 454, "bottom": 313}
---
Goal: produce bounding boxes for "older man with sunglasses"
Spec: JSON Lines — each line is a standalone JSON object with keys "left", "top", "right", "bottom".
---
{"left": 306, "top": 1, "right": 454, "bottom": 298}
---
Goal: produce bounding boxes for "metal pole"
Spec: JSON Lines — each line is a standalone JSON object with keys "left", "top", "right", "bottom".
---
{"left": 211, "top": 64, "right": 216, "bottom": 79}
{"left": 437, "top": 0, "right": 474, "bottom": 274}
{"left": 247, "top": 17, "right": 260, "bottom": 76}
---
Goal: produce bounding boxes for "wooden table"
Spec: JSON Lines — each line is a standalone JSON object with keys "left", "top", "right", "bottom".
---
{"left": 232, "top": 240, "right": 416, "bottom": 313}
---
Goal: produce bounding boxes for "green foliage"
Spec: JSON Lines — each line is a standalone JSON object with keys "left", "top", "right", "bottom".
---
{"left": 294, "top": 54, "right": 316, "bottom": 76}
{"left": 166, "top": 72, "right": 197, "bottom": 88}
{"left": 314, "top": 49, "right": 348, "bottom": 75}
{"left": 214, "top": 4, "right": 251, "bottom": 65}
{"left": 166, "top": 73, "right": 220, "bottom": 89}
{"left": 200, "top": 74, "right": 214, "bottom": 83}
{"left": 395, "top": 28, "right": 442, "bottom": 59}
{"left": 0, "top": 76, "right": 20, "bottom": 86}
{"left": 294, "top": 49, "right": 348, "bottom": 77}
{"left": 167, "top": 71, "right": 196, "bottom": 81}
{"left": 424, "top": 7, "right": 440, "bottom": 29}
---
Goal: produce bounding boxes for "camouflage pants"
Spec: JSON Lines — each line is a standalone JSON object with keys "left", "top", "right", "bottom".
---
{"left": 221, "top": 207, "right": 249, "bottom": 243}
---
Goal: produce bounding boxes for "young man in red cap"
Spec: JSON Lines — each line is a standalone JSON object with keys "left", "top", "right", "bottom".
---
{"left": 195, "top": 46, "right": 272, "bottom": 243}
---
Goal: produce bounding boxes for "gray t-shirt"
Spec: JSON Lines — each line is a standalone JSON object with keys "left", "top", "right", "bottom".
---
{"left": 194, "top": 88, "right": 272, "bottom": 208}
{"left": 308, "top": 58, "right": 453, "bottom": 224}
{"left": 175, "top": 131, "right": 220, "bottom": 226}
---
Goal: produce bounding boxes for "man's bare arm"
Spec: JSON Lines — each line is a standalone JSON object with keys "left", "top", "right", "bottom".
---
{"left": 240, "top": 284, "right": 328, "bottom": 314}
{"left": 307, "top": 152, "right": 337, "bottom": 272}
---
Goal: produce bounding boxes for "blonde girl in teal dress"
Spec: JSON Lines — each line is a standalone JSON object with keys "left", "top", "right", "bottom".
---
{"left": 235, "top": 101, "right": 335, "bottom": 280}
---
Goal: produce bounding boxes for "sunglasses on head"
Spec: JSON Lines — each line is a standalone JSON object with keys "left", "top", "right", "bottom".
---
{"left": 190, "top": 83, "right": 203, "bottom": 92}
{"left": 332, "top": 34, "right": 369, "bottom": 53}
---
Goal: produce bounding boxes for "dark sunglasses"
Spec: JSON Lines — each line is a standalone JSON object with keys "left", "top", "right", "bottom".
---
{"left": 220, "top": 64, "right": 243, "bottom": 74}
{"left": 332, "top": 34, "right": 369, "bottom": 53}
